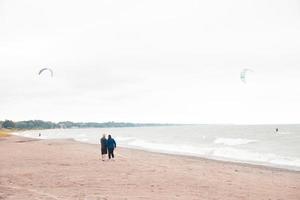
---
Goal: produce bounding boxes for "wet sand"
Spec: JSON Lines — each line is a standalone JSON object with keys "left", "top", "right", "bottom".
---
{"left": 0, "top": 135, "right": 299, "bottom": 200}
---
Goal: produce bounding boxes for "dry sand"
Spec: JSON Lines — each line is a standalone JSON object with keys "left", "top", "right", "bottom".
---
{"left": 0, "top": 135, "right": 300, "bottom": 200}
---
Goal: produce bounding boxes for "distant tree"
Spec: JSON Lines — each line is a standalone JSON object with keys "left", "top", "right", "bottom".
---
{"left": 2, "top": 119, "right": 170, "bottom": 130}
{"left": 2, "top": 120, "right": 15, "bottom": 129}
{"left": 15, "top": 120, "right": 58, "bottom": 129}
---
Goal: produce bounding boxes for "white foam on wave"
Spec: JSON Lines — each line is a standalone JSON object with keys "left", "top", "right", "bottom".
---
{"left": 212, "top": 147, "right": 300, "bottom": 168}
{"left": 270, "top": 158, "right": 300, "bottom": 167}
{"left": 214, "top": 137, "right": 256, "bottom": 146}
{"left": 277, "top": 132, "right": 292, "bottom": 135}
{"left": 116, "top": 136, "right": 135, "bottom": 142}
{"left": 127, "top": 139, "right": 213, "bottom": 155}
{"left": 78, "top": 134, "right": 87, "bottom": 137}
{"left": 126, "top": 139, "right": 300, "bottom": 170}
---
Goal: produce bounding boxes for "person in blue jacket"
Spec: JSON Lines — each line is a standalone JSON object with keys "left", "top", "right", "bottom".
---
{"left": 107, "top": 135, "right": 117, "bottom": 160}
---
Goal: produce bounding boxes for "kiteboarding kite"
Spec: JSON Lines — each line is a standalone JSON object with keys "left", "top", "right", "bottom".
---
{"left": 240, "top": 68, "right": 253, "bottom": 84}
{"left": 38, "top": 68, "right": 53, "bottom": 77}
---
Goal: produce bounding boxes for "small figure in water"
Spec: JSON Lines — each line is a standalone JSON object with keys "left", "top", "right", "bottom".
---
{"left": 275, "top": 128, "right": 279, "bottom": 133}
{"left": 39, "top": 133, "right": 41, "bottom": 137}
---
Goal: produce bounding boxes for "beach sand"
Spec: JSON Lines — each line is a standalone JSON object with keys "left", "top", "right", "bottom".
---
{"left": 0, "top": 135, "right": 299, "bottom": 200}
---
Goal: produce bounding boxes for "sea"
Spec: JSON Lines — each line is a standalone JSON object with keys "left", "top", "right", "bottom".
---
{"left": 13, "top": 125, "right": 300, "bottom": 171}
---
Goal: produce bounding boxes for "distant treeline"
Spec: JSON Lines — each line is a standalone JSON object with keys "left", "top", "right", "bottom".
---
{"left": 0, "top": 120, "right": 175, "bottom": 130}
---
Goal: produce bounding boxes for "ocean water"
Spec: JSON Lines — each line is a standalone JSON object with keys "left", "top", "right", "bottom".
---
{"left": 14, "top": 125, "right": 300, "bottom": 171}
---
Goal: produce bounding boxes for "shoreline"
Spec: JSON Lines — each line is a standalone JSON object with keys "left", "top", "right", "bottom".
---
{"left": 121, "top": 145, "right": 300, "bottom": 174}
{"left": 1, "top": 135, "right": 300, "bottom": 199}
{"left": 12, "top": 131, "right": 300, "bottom": 173}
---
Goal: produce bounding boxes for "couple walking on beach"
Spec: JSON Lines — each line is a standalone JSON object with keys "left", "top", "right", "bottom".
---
{"left": 100, "top": 134, "right": 117, "bottom": 161}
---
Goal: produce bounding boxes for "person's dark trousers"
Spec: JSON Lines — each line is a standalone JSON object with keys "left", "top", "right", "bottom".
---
{"left": 108, "top": 148, "right": 114, "bottom": 159}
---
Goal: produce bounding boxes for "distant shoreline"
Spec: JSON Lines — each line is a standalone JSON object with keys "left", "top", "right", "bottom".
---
{"left": 3, "top": 119, "right": 300, "bottom": 131}
{"left": 0, "top": 120, "right": 185, "bottom": 130}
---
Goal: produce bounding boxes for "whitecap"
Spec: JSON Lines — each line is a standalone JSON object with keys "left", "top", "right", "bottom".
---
{"left": 214, "top": 137, "right": 256, "bottom": 146}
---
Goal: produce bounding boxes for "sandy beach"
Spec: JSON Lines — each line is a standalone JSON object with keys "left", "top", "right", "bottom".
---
{"left": 0, "top": 135, "right": 299, "bottom": 200}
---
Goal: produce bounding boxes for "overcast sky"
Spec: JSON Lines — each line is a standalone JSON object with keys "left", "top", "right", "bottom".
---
{"left": 1, "top": 0, "right": 300, "bottom": 124}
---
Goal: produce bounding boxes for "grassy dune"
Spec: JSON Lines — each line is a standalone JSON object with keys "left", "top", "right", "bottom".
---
{"left": 0, "top": 129, "right": 11, "bottom": 137}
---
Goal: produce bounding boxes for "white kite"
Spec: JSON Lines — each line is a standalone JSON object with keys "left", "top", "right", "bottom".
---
{"left": 38, "top": 68, "right": 53, "bottom": 77}
{"left": 240, "top": 68, "right": 254, "bottom": 84}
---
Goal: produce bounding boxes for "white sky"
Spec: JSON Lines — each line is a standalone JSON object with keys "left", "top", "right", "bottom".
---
{"left": 1, "top": 0, "right": 300, "bottom": 124}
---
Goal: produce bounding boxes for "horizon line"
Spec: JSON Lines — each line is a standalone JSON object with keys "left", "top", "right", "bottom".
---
{"left": 2, "top": 119, "right": 300, "bottom": 126}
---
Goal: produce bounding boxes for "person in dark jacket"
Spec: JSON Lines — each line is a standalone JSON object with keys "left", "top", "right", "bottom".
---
{"left": 107, "top": 135, "right": 116, "bottom": 160}
{"left": 100, "top": 134, "right": 108, "bottom": 161}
